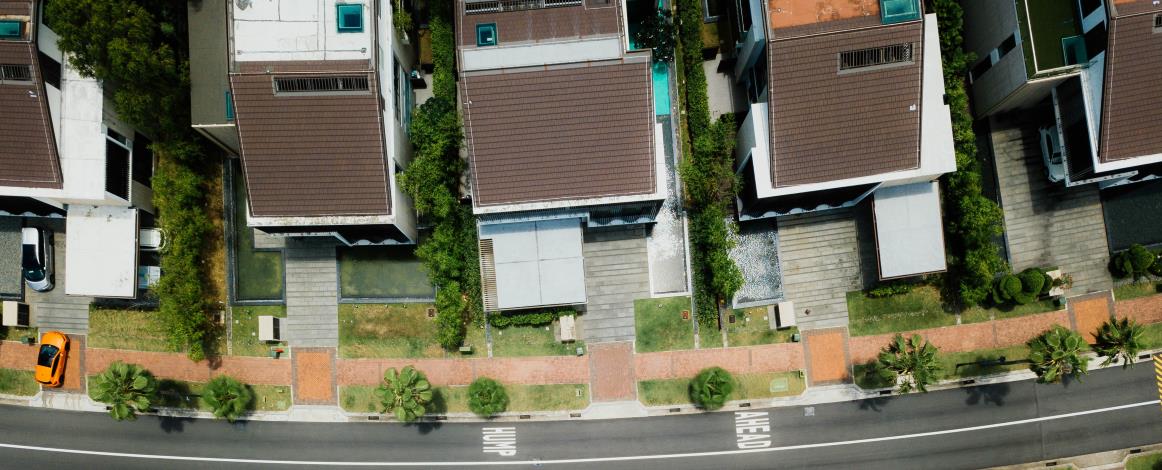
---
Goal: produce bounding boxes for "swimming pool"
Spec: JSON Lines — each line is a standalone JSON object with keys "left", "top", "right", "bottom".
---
{"left": 653, "top": 61, "right": 671, "bottom": 116}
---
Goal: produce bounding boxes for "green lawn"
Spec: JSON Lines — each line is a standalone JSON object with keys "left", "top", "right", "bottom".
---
{"left": 490, "top": 324, "right": 583, "bottom": 357}
{"left": 230, "top": 305, "right": 287, "bottom": 357}
{"left": 231, "top": 168, "right": 284, "bottom": 302}
{"left": 1140, "top": 322, "right": 1162, "bottom": 349}
{"left": 848, "top": 285, "right": 1058, "bottom": 336}
{"left": 1126, "top": 451, "right": 1162, "bottom": 470}
{"left": 634, "top": 296, "right": 695, "bottom": 352}
{"left": 88, "top": 377, "right": 291, "bottom": 412}
{"left": 340, "top": 383, "right": 588, "bottom": 414}
{"left": 1114, "top": 281, "right": 1162, "bottom": 301}
{"left": 700, "top": 324, "right": 724, "bottom": 348}
{"left": 0, "top": 369, "right": 39, "bottom": 396}
{"left": 847, "top": 286, "right": 956, "bottom": 336}
{"left": 338, "top": 246, "right": 435, "bottom": 300}
{"left": 337, "top": 303, "right": 448, "bottom": 359}
{"left": 638, "top": 371, "right": 806, "bottom": 406}
{"left": 88, "top": 307, "right": 172, "bottom": 353}
{"left": 726, "top": 307, "right": 798, "bottom": 346}
{"left": 853, "top": 345, "right": 1032, "bottom": 390}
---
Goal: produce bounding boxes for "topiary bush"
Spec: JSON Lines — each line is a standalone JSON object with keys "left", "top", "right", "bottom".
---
{"left": 467, "top": 377, "right": 509, "bottom": 418}
{"left": 689, "top": 367, "right": 734, "bottom": 410}
{"left": 991, "top": 274, "right": 1022, "bottom": 305}
{"left": 1110, "top": 244, "right": 1157, "bottom": 281}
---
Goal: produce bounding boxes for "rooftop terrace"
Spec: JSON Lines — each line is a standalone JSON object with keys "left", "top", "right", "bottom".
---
{"left": 1017, "top": 0, "right": 1083, "bottom": 75}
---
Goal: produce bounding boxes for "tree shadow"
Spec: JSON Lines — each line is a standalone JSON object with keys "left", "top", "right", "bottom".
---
{"left": 963, "top": 382, "right": 1010, "bottom": 407}
{"left": 157, "top": 414, "right": 196, "bottom": 434}
{"left": 856, "top": 395, "right": 894, "bottom": 412}
{"left": 410, "top": 420, "right": 443, "bottom": 435}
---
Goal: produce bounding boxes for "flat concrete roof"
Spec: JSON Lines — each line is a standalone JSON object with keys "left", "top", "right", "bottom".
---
{"left": 873, "top": 181, "right": 946, "bottom": 279}
{"left": 480, "top": 218, "right": 586, "bottom": 310}
{"left": 65, "top": 205, "right": 138, "bottom": 298}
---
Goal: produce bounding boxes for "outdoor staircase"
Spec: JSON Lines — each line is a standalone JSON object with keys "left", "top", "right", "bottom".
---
{"left": 284, "top": 240, "right": 339, "bottom": 348}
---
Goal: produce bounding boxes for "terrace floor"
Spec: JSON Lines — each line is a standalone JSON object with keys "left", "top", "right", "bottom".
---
{"left": 989, "top": 115, "right": 1112, "bottom": 295}
{"left": 1019, "top": 0, "right": 1082, "bottom": 73}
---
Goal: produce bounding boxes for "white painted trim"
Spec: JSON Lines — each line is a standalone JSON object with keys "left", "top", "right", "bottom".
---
{"left": 460, "top": 36, "right": 623, "bottom": 71}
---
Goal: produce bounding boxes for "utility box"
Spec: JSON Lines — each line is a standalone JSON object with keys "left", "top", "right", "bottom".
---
{"left": 258, "top": 315, "right": 283, "bottom": 342}
{"left": 2, "top": 301, "right": 30, "bottom": 327}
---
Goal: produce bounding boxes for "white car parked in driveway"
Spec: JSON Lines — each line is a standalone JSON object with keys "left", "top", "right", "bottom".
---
{"left": 21, "top": 227, "right": 53, "bottom": 292}
{"left": 1039, "top": 125, "right": 1066, "bottom": 183}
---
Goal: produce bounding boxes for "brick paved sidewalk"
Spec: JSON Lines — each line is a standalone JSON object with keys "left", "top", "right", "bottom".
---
{"left": 293, "top": 348, "right": 335, "bottom": 405}
{"left": 589, "top": 342, "right": 635, "bottom": 402}
{"left": 803, "top": 328, "right": 850, "bottom": 385}
{"left": 86, "top": 348, "right": 291, "bottom": 385}
{"left": 848, "top": 309, "right": 1072, "bottom": 364}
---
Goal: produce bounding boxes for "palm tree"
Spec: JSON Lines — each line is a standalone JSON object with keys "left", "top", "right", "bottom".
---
{"left": 203, "top": 375, "right": 255, "bottom": 422}
{"left": 375, "top": 366, "right": 433, "bottom": 422}
{"left": 467, "top": 377, "right": 509, "bottom": 418}
{"left": 689, "top": 367, "right": 734, "bottom": 410}
{"left": 1028, "top": 326, "right": 1088, "bottom": 383}
{"left": 90, "top": 361, "right": 158, "bottom": 421}
{"left": 1093, "top": 318, "right": 1145, "bottom": 368}
{"left": 876, "top": 334, "right": 940, "bottom": 393}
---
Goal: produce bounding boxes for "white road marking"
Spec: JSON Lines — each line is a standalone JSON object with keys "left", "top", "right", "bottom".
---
{"left": 734, "top": 411, "right": 771, "bottom": 449}
{"left": 482, "top": 427, "right": 517, "bottom": 456}
{"left": 0, "top": 400, "right": 1156, "bottom": 466}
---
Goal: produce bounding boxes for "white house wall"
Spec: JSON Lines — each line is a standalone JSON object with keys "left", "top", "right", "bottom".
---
{"left": 232, "top": 0, "right": 372, "bottom": 62}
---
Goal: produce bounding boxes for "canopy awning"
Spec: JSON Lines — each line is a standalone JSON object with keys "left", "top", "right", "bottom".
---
{"left": 872, "top": 181, "right": 947, "bottom": 280}
{"left": 66, "top": 205, "right": 139, "bottom": 298}
{"left": 480, "top": 218, "right": 586, "bottom": 310}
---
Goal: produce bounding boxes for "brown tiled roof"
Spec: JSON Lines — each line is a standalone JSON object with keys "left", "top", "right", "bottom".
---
{"left": 0, "top": 1, "right": 63, "bottom": 189}
{"left": 229, "top": 60, "right": 391, "bottom": 217}
{"left": 456, "top": 1, "right": 620, "bottom": 47}
{"left": 462, "top": 60, "right": 656, "bottom": 207}
{"left": 768, "top": 21, "right": 923, "bottom": 187}
{"left": 1099, "top": 2, "right": 1162, "bottom": 163}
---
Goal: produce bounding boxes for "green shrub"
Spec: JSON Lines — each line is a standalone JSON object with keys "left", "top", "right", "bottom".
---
{"left": 991, "top": 274, "right": 1021, "bottom": 305}
{"left": 867, "top": 283, "right": 913, "bottom": 298}
{"left": 689, "top": 367, "right": 734, "bottom": 410}
{"left": 203, "top": 375, "right": 254, "bottom": 422}
{"left": 392, "top": 0, "right": 413, "bottom": 34}
{"left": 1111, "top": 244, "right": 1156, "bottom": 281}
{"left": 1093, "top": 317, "right": 1144, "bottom": 368}
{"left": 435, "top": 282, "right": 467, "bottom": 350}
{"left": 91, "top": 361, "right": 158, "bottom": 421}
{"left": 1027, "top": 326, "right": 1087, "bottom": 384}
{"left": 928, "top": 0, "right": 1007, "bottom": 308}
{"left": 488, "top": 309, "right": 573, "bottom": 328}
{"left": 467, "top": 377, "right": 509, "bottom": 417}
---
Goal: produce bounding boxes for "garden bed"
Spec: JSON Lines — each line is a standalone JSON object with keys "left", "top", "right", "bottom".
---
{"left": 638, "top": 371, "right": 805, "bottom": 406}
{"left": 490, "top": 324, "right": 583, "bottom": 357}
{"left": 230, "top": 165, "right": 284, "bottom": 302}
{"left": 726, "top": 307, "right": 798, "bottom": 346}
{"left": 634, "top": 296, "right": 695, "bottom": 352}
{"left": 853, "top": 345, "right": 1031, "bottom": 389}
{"left": 337, "top": 303, "right": 447, "bottom": 358}
{"left": 0, "top": 369, "right": 38, "bottom": 396}
{"left": 340, "top": 383, "right": 588, "bottom": 414}
{"left": 847, "top": 286, "right": 1059, "bottom": 336}
{"left": 230, "top": 305, "right": 287, "bottom": 357}
{"left": 1114, "top": 281, "right": 1162, "bottom": 301}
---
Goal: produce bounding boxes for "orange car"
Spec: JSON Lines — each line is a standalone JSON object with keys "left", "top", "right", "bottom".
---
{"left": 34, "top": 331, "right": 69, "bottom": 387}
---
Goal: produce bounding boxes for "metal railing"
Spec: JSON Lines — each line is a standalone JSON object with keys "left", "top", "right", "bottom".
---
{"left": 465, "top": 0, "right": 582, "bottom": 15}
{"left": 0, "top": 64, "right": 32, "bottom": 83}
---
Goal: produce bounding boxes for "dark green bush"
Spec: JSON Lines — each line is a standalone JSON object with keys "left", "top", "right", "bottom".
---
{"left": 689, "top": 367, "right": 734, "bottom": 410}
{"left": 488, "top": 309, "right": 573, "bottom": 329}
{"left": 1110, "top": 244, "right": 1156, "bottom": 281}
{"left": 991, "top": 274, "right": 1022, "bottom": 305}
{"left": 928, "top": 0, "right": 1007, "bottom": 308}
{"left": 867, "top": 283, "right": 913, "bottom": 298}
{"left": 467, "top": 377, "right": 509, "bottom": 417}
{"left": 1017, "top": 268, "right": 1046, "bottom": 298}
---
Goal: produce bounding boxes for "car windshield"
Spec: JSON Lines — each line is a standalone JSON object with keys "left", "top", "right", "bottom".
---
{"left": 24, "top": 267, "right": 45, "bottom": 282}
{"left": 37, "top": 344, "right": 58, "bottom": 368}
{"left": 22, "top": 244, "right": 39, "bottom": 270}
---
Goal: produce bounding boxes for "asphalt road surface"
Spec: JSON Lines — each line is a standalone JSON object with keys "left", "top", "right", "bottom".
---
{"left": 1, "top": 364, "right": 1159, "bottom": 469}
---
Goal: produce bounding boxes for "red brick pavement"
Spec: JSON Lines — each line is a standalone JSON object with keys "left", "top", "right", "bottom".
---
{"left": 0, "top": 341, "right": 36, "bottom": 370}
{"left": 589, "top": 342, "right": 636, "bottom": 402}
{"left": 1115, "top": 294, "right": 1162, "bottom": 324}
{"left": 59, "top": 335, "right": 85, "bottom": 392}
{"left": 336, "top": 356, "right": 589, "bottom": 387}
{"left": 1070, "top": 292, "right": 1115, "bottom": 343}
{"left": 293, "top": 348, "right": 335, "bottom": 405}
{"left": 634, "top": 342, "right": 804, "bottom": 380}
{"left": 803, "top": 329, "right": 850, "bottom": 385}
{"left": 850, "top": 310, "right": 1074, "bottom": 364}
{"left": 86, "top": 348, "right": 291, "bottom": 385}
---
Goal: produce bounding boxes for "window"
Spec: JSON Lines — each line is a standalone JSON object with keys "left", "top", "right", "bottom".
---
{"left": 225, "top": 91, "right": 234, "bottom": 120}
{"left": 274, "top": 76, "right": 370, "bottom": 94}
{"left": 0, "top": 64, "right": 32, "bottom": 83}
{"left": 337, "top": 4, "right": 364, "bottom": 33}
{"left": 838, "top": 43, "right": 913, "bottom": 71}
{"left": 105, "top": 128, "right": 131, "bottom": 200}
{"left": 997, "top": 34, "right": 1017, "bottom": 57}
{"left": 132, "top": 133, "right": 154, "bottom": 186}
{"left": 969, "top": 59, "right": 992, "bottom": 83}
{"left": 476, "top": 23, "right": 497, "bottom": 46}
{"left": 38, "top": 51, "right": 60, "bottom": 89}
{"left": 0, "top": 20, "right": 22, "bottom": 40}
{"left": 1155, "top": 14, "right": 1162, "bottom": 31}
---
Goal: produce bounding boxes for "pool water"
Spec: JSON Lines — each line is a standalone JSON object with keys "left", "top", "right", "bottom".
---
{"left": 653, "top": 61, "right": 671, "bottom": 116}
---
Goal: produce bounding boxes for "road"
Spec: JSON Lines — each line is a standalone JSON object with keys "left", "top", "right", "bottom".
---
{"left": 0, "top": 365, "right": 1159, "bottom": 469}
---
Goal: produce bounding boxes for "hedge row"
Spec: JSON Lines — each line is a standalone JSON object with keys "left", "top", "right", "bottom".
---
{"left": 487, "top": 308, "right": 574, "bottom": 329}
{"left": 47, "top": 0, "right": 214, "bottom": 360}
{"left": 400, "top": 0, "right": 483, "bottom": 350}
{"left": 928, "top": 0, "right": 1008, "bottom": 307}
{"left": 675, "top": 0, "right": 743, "bottom": 326}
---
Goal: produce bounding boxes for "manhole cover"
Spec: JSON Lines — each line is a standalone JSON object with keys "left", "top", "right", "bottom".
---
{"left": 804, "top": 406, "right": 815, "bottom": 417}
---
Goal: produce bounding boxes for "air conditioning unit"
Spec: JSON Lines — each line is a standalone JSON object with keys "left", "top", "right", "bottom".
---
{"left": 2, "top": 301, "right": 30, "bottom": 327}
{"left": 258, "top": 316, "right": 283, "bottom": 342}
